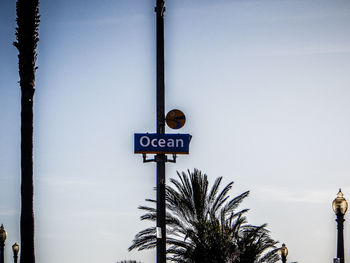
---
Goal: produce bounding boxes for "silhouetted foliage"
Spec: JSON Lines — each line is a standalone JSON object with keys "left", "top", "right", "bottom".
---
{"left": 129, "top": 169, "right": 279, "bottom": 263}
{"left": 14, "top": 0, "right": 40, "bottom": 263}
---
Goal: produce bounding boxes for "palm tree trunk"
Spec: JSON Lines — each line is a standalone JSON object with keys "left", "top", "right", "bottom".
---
{"left": 14, "top": 1, "right": 40, "bottom": 263}
{"left": 20, "top": 91, "right": 35, "bottom": 263}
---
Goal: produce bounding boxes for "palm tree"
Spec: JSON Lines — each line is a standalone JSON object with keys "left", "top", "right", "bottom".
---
{"left": 13, "top": 0, "right": 40, "bottom": 263}
{"left": 236, "top": 224, "right": 280, "bottom": 263}
{"left": 129, "top": 169, "right": 278, "bottom": 262}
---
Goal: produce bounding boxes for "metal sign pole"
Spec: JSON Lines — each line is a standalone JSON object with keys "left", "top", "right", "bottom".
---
{"left": 155, "top": 0, "right": 166, "bottom": 263}
{"left": 134, "top": 2, "right": 190, "bottom": 262}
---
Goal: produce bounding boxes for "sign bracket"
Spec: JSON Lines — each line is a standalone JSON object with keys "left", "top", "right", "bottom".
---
{"left": 142, "top": 153, "right": 177, "bottom": 163}
{"left": 167, "top": 154, "right": 177, "bottom": 163}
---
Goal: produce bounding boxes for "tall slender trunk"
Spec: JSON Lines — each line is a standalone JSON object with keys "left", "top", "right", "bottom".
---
{"left": 14, "top": 1, "right": 40, "bottom": 263}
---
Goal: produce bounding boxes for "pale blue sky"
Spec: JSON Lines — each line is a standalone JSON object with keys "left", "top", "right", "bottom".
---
{"left": 1, "top": 0, "right": 350, "bottom": 262}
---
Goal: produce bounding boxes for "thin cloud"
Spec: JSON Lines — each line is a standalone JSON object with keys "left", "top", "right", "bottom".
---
{"left": 253, "top": 186, "right": 350, "bottom": 204}
{"left": 0, "top": 210, "right": 17, "bottom": 216}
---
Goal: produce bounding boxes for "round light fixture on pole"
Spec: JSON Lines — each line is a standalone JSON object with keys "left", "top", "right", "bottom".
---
{"left": 12, "top": 243, "right": 19, "bottom": 263}
{"left": 280, "top": 243, "right": 288, "bottom": 263}
{"left": 333, "top": 189, "right": 348, "bottom": 263}
{"left": 0, "top": 225, "right": 6, "bottom": 243}
{"left": 0, "top": 224, "right": 7, "bottom": 263}
{"left": 333, "top": 189, "right": 348, "bottom": 215}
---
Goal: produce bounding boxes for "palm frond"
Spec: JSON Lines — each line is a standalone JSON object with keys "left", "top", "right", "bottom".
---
{"left": 129, "top": 169, "right": 278, "bottom": 263}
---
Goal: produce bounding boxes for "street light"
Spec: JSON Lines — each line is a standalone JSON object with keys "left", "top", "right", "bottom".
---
{"left": 333, "top": 189, "right": 348, "bottom": 263}
{"left": 12, "top": 243, "right": 19, "bottom": 263}
{"left": 280, "top": 243, "right": 288, "bottom": 263}
{"left": 0, "top": 225, "right": 7, "bottom": 263}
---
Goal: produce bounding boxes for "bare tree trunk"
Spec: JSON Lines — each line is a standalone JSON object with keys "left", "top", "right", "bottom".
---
{"left": 14, "top": 1, "right": 40, "bottom": 263}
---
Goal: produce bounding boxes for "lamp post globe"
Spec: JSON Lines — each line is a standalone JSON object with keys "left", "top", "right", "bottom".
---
{"left": 12, "top": 243, "right": 19, "bottom": 263}
{"left": 333, "top": 189, "right": 348, "bottom": 215}
{"left": 280, "top": 243, "right": 288, "bottom": 263}
{"left": 0, "top": 225, "right": 7, "bottom": 263}
{"left": 333, "top": 189, "right": 348, "bottom": 263}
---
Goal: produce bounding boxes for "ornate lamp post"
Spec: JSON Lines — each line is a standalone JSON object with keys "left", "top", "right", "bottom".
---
{"left": 12, "top": 243, "right": 19, "bottom": 263}
{"left": 0, "top": 225, "right": 7, "bottom": 263}
{"left": 280, "top": 243, "right": 288, "bottom": 263}
{"left": 333, "top": 189, "right": 348, "bottom": 263}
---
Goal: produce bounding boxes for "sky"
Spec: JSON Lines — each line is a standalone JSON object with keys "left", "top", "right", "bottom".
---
{"left": 1, "top": 0, "right": 350, "bottom": 262}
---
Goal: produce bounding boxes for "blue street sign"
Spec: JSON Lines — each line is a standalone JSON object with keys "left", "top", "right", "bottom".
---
{"left": 134, "top": 133, "right": 191, "bottom": 154}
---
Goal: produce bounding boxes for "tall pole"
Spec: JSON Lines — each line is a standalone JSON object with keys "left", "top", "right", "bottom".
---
{"left": 155, "top": 0, "right": 166, "bottom": 263}
{"left": 12, "top": 243, "right": 20, "bottom": 263}
{"left": 280, "top": 243, "right": 288, "bottom": 263}
{"left": 0, "top": 225, "right": 7, "bottom": 263}
{"left": 333, "top": 190, "right": 348, "bottom": 263}
{"left": 336, "top": 212, "right": 345, "bottom": 263}
{"left": 0, "top": 241, "right": 4, "bottom": 263}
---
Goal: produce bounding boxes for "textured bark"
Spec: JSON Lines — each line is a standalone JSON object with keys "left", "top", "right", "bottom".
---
{"left": 14, "top": 1, "right": 40, "bottom": 263}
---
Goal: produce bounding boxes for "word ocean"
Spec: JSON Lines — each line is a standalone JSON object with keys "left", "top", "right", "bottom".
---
{"left": 134, "top": 133, "right": 191, "bottom": 154}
